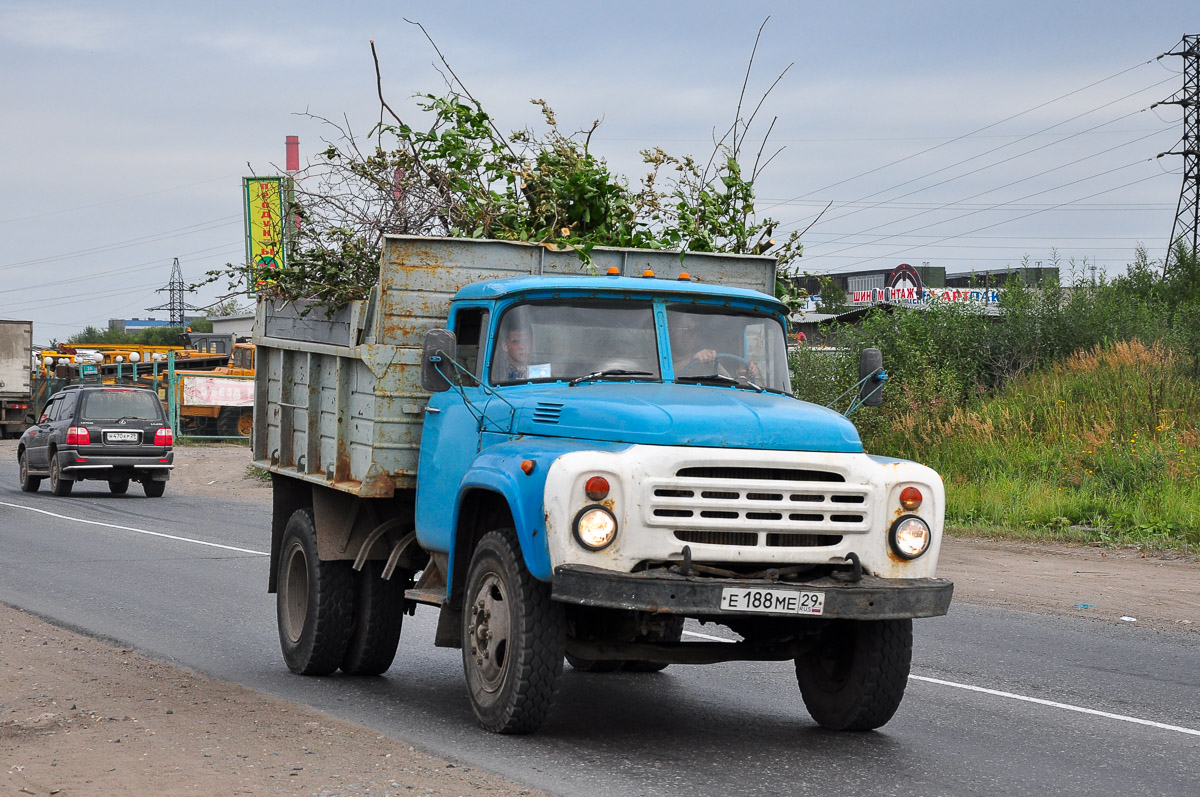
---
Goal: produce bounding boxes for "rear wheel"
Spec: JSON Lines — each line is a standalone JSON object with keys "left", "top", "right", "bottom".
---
{"left": 142, "top": 480, "right": 166, "bottom": 498}
{"left": 49, "top": 455, "right": 73, "bottom": 496}
{"left": 340, "top": 560, "right": 408, "bottom": 676}
{"left": 795, "top": 619, "right": 912, "bottom": 731}
{"left": 462, "top": 529, "right": 564, "bottom": 733}
{"left": 277, "top": 508, "right": 355, "bottom": 675}
{"left": 109, "top": 478, "right": 130, "bottom": 495}
{"left": 18, "top": 451, "right": 40, "bottom": 492}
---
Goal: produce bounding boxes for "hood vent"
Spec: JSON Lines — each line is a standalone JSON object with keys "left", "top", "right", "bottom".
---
{"left": 532, "top": 402, "right": 564, "bottom": 424}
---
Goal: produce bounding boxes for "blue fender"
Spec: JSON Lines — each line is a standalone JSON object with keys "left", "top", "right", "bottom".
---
{"left": 447, "top": 438, "right": 631, "bottom": 585}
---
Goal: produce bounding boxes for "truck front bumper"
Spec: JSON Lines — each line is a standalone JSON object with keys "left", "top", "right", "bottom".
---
{"left": 552, "top": 564, "right": 953, "bottom": 620}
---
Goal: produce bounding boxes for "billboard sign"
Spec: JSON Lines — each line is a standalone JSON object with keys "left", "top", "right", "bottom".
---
{"left": 181, "top": 375, "right": 255, "bottom": 407}
{"left": 243, "top": 177, "right": 286, "bottom": 274}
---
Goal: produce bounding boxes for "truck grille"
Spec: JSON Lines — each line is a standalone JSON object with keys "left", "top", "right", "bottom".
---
{"left": 675, "top": 530, "right": 842, "bottom": 548}
{"left": 645, "top": 466, "right": 872, "bottom": 544}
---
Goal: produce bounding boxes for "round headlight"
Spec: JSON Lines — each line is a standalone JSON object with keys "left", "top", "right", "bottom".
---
{"left": 574, "top": 506, "right": 618, "bottom": 550}
{"left": 889, "top": 515, "right": 931, "bottom": 560}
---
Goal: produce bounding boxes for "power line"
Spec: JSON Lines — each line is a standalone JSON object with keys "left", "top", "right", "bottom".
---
{"left": 800, "top": 128, "right": 1167, "bottom": 256}
{"left": 761, "top": 57, "right": 1160, "bottom": 211}
{"left": 815, "top": 171, "right": 1168, "bottom": 273}
{"left": 0, "top": 215, "right": 241, "bottom": 272}
{"left": 781, "top": 79, "right": 1176, "bottom": 233}
{"left": 0, "top": 174, "right": 244, "bottom": 225}
{"left": 806, "top": 158, "right": 1160, "bottom": 266}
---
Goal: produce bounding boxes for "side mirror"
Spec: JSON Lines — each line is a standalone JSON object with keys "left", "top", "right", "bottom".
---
{"left": 857, "top": 348, "right": 884, "bottom": 407}
{"left": 421, "top": 329, "right": 458, "bottom": 393}
{"left": 24, "top": 413, "right": 35, "bottom": 425}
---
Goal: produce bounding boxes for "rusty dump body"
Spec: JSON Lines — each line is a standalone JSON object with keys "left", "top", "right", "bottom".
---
{"left": 252, "top": 235, "right": 778, "bottom": 497}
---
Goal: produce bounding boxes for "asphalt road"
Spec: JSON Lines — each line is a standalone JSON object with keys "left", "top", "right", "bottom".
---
{"left": 1, "top": 468, "right": 1197, "bottom": 796}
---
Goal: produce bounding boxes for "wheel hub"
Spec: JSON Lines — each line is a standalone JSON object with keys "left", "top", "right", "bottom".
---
{"left": 467, "top": 572, "right": 511, "bottom": 693}
{"left": 281, "top": 541, "right": 309, "bottom": 644}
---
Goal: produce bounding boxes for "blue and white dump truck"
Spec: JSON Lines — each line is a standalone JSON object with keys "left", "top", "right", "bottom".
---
{"left": 254, "top": 236, "right": 952, "bottom": 734}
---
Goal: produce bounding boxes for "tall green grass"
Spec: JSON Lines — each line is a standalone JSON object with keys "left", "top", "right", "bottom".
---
{"left": 867, "top": 341, "right": 1199, "bottom": 548}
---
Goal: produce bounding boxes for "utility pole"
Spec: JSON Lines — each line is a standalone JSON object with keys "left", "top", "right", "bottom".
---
{"left": 1155, "top": 34, "right": 1200, "bottom": 277}
{"left": 148, "top": 257, "right": 203, "bottom": 327}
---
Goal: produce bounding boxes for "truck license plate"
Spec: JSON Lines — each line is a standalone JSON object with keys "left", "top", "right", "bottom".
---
{"left": 720, "top": 587, "right": 825, "bottom": 615}
{"left": 105, "top": 431, "right": 138, "bottom": 443}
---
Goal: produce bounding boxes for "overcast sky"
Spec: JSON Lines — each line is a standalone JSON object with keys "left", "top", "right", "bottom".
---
{"left": 1, "top": 1, "right": 1197, "bottom": 342}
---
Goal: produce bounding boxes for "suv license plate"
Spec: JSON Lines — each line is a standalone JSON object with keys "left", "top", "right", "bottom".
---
{"left": 105, "top": 431, "right": 139, "bottom": 443}
{"left": 720, "top": 587, "right": 825, "bottom": 616}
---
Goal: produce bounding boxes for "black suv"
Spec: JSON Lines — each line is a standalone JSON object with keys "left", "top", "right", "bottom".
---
{"left": 17, "top": 385, "right": 174, "bottom": 497}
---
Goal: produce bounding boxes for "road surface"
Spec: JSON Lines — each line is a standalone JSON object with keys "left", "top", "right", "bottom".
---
{"left": 0, "top": 464, "right": 1196, "bottom": 796}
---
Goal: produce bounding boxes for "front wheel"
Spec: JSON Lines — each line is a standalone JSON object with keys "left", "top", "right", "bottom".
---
{"left": 18, "top": 451, "right": 40, "bottom": 492}
{"left": 49, "top": 455, "right": 73, "bottom": 496}
{"left": 276, "top": 508, "right": 355, "bottom": 675}
{"left": 462, "top": 529, "right": 565, "bottom": 733}
{"left": 795, "top": 619, "right": 912, "bottom": 731}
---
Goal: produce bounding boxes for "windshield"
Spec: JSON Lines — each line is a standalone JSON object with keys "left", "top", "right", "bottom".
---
{"left": 666, "top": 304, "right": 791, "bottom": 393}
{"left": 81, "top": 390, "right": 163, "bottom": 421}
{"left": 490, "top": 301, "right": 660, "bottom": 385}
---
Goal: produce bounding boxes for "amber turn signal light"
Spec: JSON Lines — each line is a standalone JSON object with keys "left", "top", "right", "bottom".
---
{"left": 585, "top": 475, "right": 610, "bottom": 500}
{"left": 899, "top": 486, "right": 922, "bottom": 510}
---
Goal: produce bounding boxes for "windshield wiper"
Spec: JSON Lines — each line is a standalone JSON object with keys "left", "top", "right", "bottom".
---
{"left": 677, "top": 373, "right": 766, "bottom": 393}
{"left": 568, "top": 369, "right": 653, "bottom": 387}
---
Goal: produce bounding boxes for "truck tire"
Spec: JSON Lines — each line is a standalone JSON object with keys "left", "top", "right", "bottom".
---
{"left": 217, "top": 407, "right": 252, "bottom": 438}
{"left": 340, "top": 561, "right": 407, "bottom": 676}
{"left": 277, "top": 508, "right": 355, "bottom": 675}
{"left": 623, "top": 615, "right": 685, "bottom": 673}
{"left": 49, "top": 455, "right": 73, "bottom": 496}
{"left": 462, "top": 529, "right": 565, "bottom": 733}
{"left": 109, "top": 478, "right": 130, "bottom": 495}
{"left": 18, "top": 451, "right": 40, "bottom": 492}
{"left": 142, "top": 480, "right": 166, "bottom": 498}
{"left": 794, "top": 618, "right": 912, "bottom": 731}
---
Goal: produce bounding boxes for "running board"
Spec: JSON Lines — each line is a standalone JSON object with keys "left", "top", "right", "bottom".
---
{"left": 404, "top": 587, "right": 446, "bottom": 606}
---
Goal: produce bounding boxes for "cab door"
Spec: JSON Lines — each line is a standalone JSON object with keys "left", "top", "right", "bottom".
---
{"left": 414, "top": 306, "right": 491, "bottom": 554}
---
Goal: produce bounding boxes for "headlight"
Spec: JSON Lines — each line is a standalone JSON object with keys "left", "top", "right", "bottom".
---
{"left": 889, "top": 515, "right": 931, "bottom": 560}
{"left": 574, "top": 506, "right": 618, "bottom": 550}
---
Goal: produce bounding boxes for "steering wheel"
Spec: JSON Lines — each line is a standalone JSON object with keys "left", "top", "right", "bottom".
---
{"left": 681, "top": 353, "right": 750, "bottom": 377}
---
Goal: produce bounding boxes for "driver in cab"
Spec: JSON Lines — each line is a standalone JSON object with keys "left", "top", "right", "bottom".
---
{"left": 672, "top": 324, "right": 760, "bottom": 382}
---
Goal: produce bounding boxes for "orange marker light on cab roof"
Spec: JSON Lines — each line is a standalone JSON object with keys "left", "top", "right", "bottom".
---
{"left": 899, "top": 486, "right": 923, "bottom": 510}
{"left": 642, "top": 269, "right": 655, "bottom": 278}
{"left": 607, "top": 266, "right": 620, "bottom": 276}
{"left": 520, "top": 459, "right": 536, "bottom": 475}
{"left": 677, "top": 272, "right": 691, "bottom": 281}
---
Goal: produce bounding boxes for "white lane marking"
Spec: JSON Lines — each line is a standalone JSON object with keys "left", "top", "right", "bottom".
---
{"left": 0, "top": 500, "right": 268, "bottom": 556}
{"left": 683, "top": 630, "right": 1198, "bottom": 737}
{"left": 909, "top": 675, "right": 1200, "bottom": 737}
{"left": 683, "top": 629, "right": 735, "bottom": 643}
